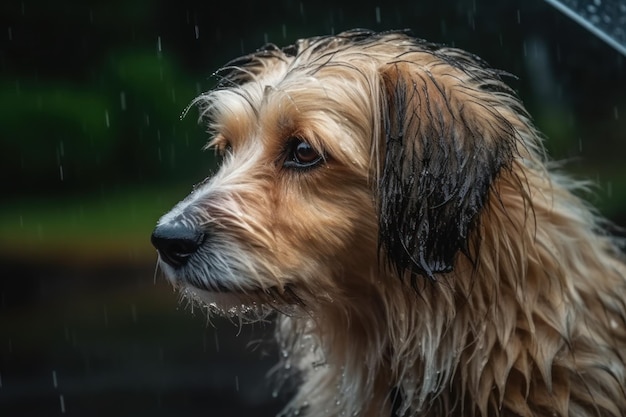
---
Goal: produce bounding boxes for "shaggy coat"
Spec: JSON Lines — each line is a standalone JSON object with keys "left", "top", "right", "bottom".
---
{"left": 151, "top": 29, "right": 626, "bottom": 417}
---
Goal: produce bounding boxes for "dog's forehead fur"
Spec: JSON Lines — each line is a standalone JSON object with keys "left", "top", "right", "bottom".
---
{"left": 194, "top": 29, "right": 521, "bottom": 172}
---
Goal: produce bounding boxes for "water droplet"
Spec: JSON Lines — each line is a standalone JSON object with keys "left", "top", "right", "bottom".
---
{"left": 52, "top": 370, "right": 58, "bottom": 388}
{"left": 375, "top": 6, "right": 381, "bottom": 23}
{"left": 59, "top": 394, "right": 66, "bottom": 413}
{"left": 120, "top": 91, "right": 126, "bottom": 111}
{"left": 157, "top": 35, "right": 162, "bottom": 52}
{"left": 235, "top": 375, "right": 239, "bottom": 391}
{"left": 194, "top": 25, "right": 199, "bottom": 39}
{"left": 104, "top": 110, "right": 110, "bottom": 128}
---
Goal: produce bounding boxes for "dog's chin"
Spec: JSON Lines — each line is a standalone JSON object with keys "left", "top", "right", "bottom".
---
{"left": 170, "top": 278, "right": 304, "bottom": 320}
{"left": 177, "top": 286, "right": 266, "bottom": 317}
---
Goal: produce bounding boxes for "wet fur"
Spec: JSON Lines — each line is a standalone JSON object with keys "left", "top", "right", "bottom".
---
{"left": 155, "top": 29, "right": 626, "bottom": 416}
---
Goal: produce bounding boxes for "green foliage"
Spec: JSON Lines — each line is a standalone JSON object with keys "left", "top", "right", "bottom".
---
{"left": 0, "top": 49, "right": 211, "bottom": 196}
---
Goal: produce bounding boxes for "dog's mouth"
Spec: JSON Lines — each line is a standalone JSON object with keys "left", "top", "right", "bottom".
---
{"left": 157, "top": 257, "right": 298, "bottom": 299}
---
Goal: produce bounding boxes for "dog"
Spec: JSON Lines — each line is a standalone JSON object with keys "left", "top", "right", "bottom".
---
{"left": 151, "top": 29, "right": 626, "bottom": 417}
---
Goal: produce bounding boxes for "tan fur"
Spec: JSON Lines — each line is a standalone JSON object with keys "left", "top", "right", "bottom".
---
{"left": 155, "top": 30, "right": 626, "bottom": 416}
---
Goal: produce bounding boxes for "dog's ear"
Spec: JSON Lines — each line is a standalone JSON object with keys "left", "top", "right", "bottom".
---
{"left": 376, "top": 61, "right": 515, "bottom": 280}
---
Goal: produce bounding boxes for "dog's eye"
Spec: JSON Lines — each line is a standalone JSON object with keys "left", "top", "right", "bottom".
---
{"left": 284, "top": 138, "right": 324, "bottom": 169}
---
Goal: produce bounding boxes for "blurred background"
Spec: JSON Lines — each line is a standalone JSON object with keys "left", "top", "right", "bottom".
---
{"left": 0, "top": 0, "right": 624, "bottom": 416}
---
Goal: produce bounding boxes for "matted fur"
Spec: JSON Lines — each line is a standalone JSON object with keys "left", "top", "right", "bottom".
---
{"left": 152, "top": 29, "right": 626, "bottom": 416}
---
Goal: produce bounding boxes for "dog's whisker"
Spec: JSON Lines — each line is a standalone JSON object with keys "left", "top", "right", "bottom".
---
{"left": 152, "top": 255, "right": 161, "bottom": 286}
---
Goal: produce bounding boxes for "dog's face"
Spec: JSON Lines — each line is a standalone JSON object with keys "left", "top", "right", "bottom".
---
{"left": 151, "top": 29, "right": 520, "bottom": 313}
{"left": 152, "top": 36, "right": 381, "bottom": 312}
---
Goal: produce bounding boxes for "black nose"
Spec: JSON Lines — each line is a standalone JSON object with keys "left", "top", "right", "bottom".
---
{"left": 151, "top": 222, "right": 206, "bottom": 268}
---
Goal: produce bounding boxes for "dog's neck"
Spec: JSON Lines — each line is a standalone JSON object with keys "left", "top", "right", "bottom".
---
{"left": 277, "top": 166, "right": 626, "bottom": 417}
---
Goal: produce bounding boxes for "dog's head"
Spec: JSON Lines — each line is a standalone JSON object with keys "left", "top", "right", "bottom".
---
{"left": 151, "top": 29, "right": 522, "bottom": 312}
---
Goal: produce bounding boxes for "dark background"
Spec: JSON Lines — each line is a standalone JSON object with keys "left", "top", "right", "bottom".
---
{"left": 1, "top": 0, "right": 624, "bottom": 416}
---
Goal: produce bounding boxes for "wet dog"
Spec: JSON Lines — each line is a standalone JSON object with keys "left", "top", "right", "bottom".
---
{"left": 151, "top": 29, "right": 626, "bottom": 417}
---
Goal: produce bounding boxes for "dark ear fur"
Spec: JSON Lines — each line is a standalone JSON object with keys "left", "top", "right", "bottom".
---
{"left": 377, "top": 61, "right": 515, "bottom": 280}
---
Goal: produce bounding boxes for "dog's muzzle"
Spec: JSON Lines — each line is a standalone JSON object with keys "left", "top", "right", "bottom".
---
{"left": 151, "top": 221, "right": 206, "bottom": 268}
